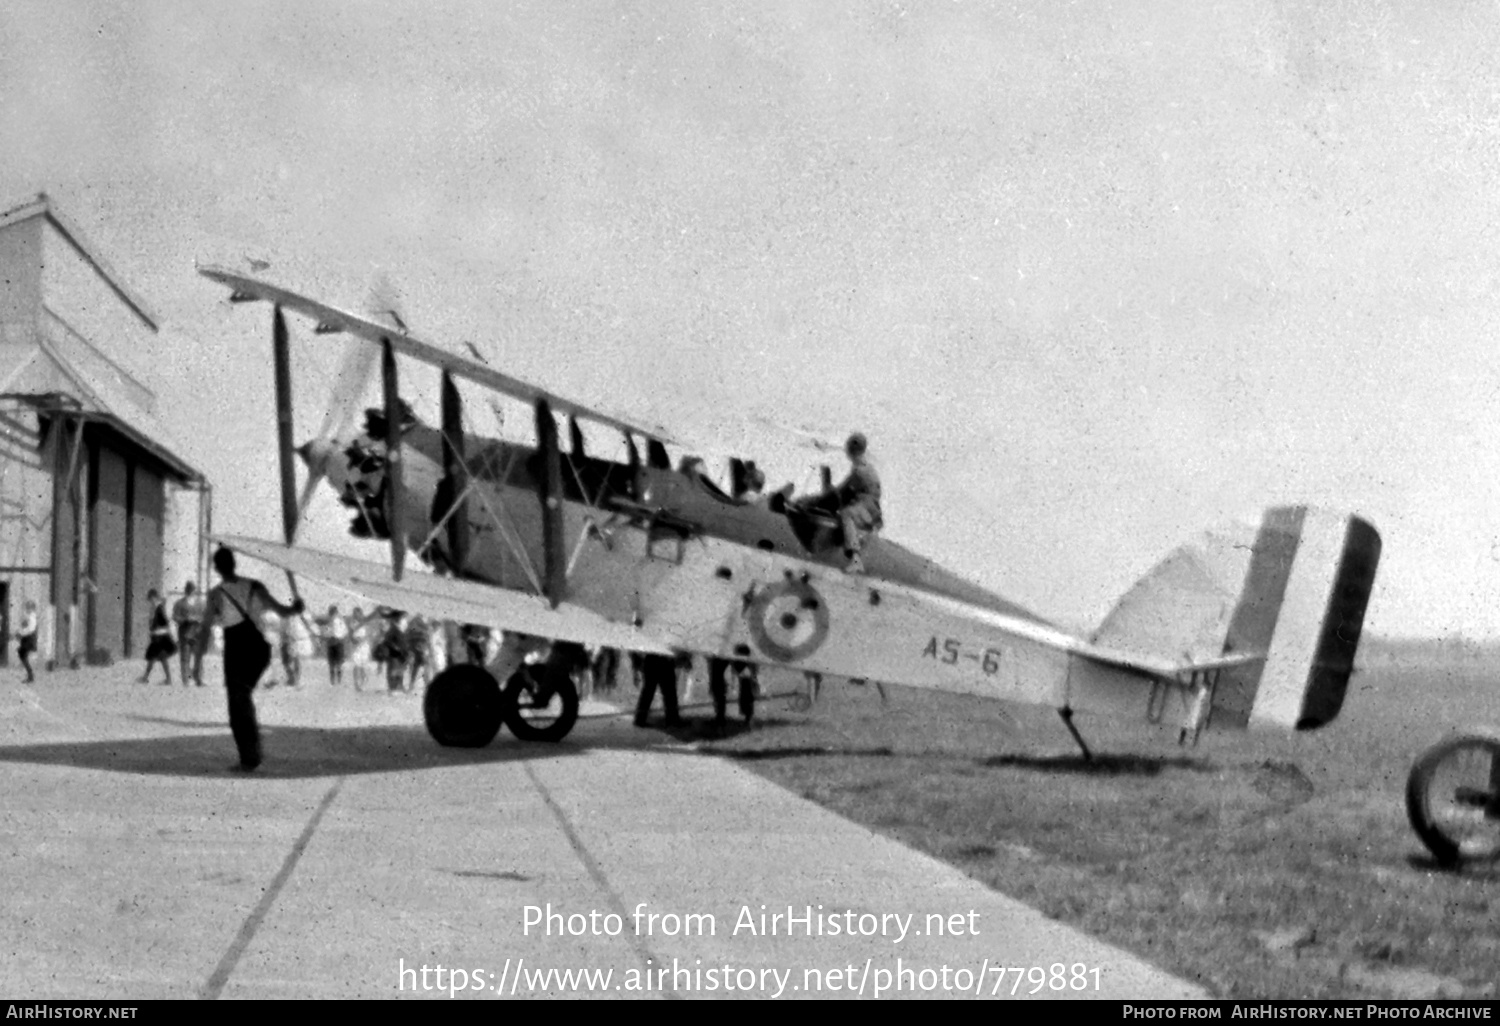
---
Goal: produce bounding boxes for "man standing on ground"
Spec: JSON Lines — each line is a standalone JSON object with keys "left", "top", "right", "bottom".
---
{"left": 633, "top": 652, "right": 683, "bottom": 729}
{"left": 708, "top": 657, "right": 757, "bottom": 735}
{"left": 199, "top": 547, "right": 303, "bottom": 772}
{"left": 173, "top": 581, "right": 206, "bottom": 686}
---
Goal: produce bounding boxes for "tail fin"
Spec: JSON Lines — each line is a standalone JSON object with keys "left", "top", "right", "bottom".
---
{"left": 1091, "top": 506, "right": 1381, "bottom": 731}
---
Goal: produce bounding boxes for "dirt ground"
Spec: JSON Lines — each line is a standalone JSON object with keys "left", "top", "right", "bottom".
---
{"left": 690, "top": 652, "right": 1500, "bottom": 999}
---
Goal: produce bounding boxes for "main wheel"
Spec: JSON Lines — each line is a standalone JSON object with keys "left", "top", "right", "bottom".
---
{"left": 423, "top": 665, "right": 505, "bottom": 748}
{"left": 502, "top": 662, "right": 580, "bottom": 742}
{"left": 1406, "top": 729, "right": 1500, "bottom": 866}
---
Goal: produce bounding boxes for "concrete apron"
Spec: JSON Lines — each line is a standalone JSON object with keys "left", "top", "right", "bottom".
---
{"left": 0, "top": 668, "right": 1204, "bottom": 1000}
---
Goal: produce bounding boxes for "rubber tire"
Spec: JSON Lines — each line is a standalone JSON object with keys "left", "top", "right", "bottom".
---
{"left": 423, "top": 665, "right": 505, "bottom": 748}
{"left": 502, "top": 664, "right": 580, "bottom": 743}
{"left": 1405, "top": 729, "right": 1500, "bottom": 867}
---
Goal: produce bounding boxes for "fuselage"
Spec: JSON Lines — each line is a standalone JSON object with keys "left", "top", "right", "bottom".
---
{"left": 319, "top": 413, "right": 1051, "bottom": 628}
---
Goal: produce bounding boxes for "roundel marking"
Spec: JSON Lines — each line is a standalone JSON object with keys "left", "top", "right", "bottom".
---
{"left": 746, "top": 579, "right": 830, "bottom": 662}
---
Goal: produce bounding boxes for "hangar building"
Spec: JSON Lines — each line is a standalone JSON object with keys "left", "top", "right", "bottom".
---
{"left": 0, "top": 192, "right": 208, "bottom": 668}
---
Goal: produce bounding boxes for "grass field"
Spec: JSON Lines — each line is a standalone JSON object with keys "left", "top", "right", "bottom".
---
{"left": 688, "top": 650, "right": 1500, "bottom": 999}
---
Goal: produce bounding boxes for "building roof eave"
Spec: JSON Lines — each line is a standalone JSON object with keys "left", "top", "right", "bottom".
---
{"left": 0, "top": 393, "right": 203, "bottom": 484}
{"left": 0, "top": 192, "right": 160, "bottom": 332}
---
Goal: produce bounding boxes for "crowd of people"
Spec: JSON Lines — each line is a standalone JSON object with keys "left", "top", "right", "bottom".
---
{"left": 135, "top": 585, "right": 456, "bottom": 695}
{"left": 130, "top": 576, "right": 763, "bottom": 725}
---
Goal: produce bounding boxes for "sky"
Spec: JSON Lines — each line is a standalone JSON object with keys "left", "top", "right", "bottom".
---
{"left": 3, "top": 0, "right": 1499, "bottom": 638}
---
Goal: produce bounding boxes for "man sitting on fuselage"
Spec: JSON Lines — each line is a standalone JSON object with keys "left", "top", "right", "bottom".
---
{"left": 799, "top": 432, "right": 883, "bottom": 572}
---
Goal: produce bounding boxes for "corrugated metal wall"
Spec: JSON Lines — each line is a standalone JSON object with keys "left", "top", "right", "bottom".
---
{"left": 49, "top": 417, "right": 84, "bottom": 661}
{"left": 88, "top": 441, "right": 129, "bottom": 662}
{"left": 0, "top": 407, "right": 54, "bottom": 664}
{"left": 129, "top": 461, "right": 164, "bottom": 658}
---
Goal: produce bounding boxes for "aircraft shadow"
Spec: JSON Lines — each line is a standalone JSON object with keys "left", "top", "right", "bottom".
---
{"left": 126, "top": 714, "right": 235, "bottom": 731}
{"left": 977, "top": 752, "right": 1215, "bottom": 776}
{"left": 0, "top": 702, "right": 767, "bottom": 780}
{"left": 721, "top": 745, "right": 897, "bottom": 761}
{"left": 1403, "top": 853, "right": 1500, "bottom": 878}
{"left": 0, "top": 722, "right": 587, "bottom": 780}
{"left": 650, "top": 710, "right": 807, "bottom": 742}
{"left": 711, "top": 748, "right": 1215, "bottom": 775}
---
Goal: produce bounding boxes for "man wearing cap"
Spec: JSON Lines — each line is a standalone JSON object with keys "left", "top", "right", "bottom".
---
{"left": 833, "top": 432, "right": 883, "bottom": 572}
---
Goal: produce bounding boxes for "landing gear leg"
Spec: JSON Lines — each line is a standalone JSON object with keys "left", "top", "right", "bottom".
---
{"left": 1059, "top": 707, "right": 1093, "bottom": 762}
{"left": 789, "top": 671, "right": 820, "bottom": 713}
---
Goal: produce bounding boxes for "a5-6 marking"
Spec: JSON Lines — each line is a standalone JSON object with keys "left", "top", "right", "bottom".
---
{"left": 922, "top": 636, "right": 1006, "bottom": 674}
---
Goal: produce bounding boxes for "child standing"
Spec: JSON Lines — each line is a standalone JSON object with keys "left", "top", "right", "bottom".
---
{"left": 279, "top": 613, "right": 303, "bottom": 688}
{"left": 140, "top": 589, "right": 177, "bottom": 684}
{"left": 321, "top": 605, "right": 349, "bottom": 686}
{"left": 16, "top": 600, "right": 37, "bottom": 683}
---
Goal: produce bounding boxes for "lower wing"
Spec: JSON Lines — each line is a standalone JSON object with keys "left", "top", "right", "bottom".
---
{"left": 217, "top": 535, "right": 673, "bottom": 655}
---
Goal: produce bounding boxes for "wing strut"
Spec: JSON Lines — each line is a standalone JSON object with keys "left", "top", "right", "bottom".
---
{"left": 272, "top": 306, "right": 299, "bottom": 544}
{"left": 381, "top": 337, "right": 406, "bottom": 581}
{"left": 625, "top": 433, "right": 642, "bottom": 501}
{"left": 535, "top": 398, "right": 565, "bottom": 607}
{"left": 439, "top": 370, "right": 469, "bottom": 575}
{"left": 647, "top": 438, "right": 670, "bottom": 470}
{"left": 271, "top": 305, "right": 303, "bottom": 602}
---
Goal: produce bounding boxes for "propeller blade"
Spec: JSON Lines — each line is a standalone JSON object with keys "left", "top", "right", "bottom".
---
{"left": 272, "top": 306, "right": 298, "bottom": 545}
{"left": 381, "top": 337, "right": 406, "bottom": 581}
{"left": 318, "top": 337, "right": 378, "bottom": 442}
{"left": 367, "top": 271, "right": 408, "bottom": 334}
{"left": 625, "top": 433, "right": 641, "bottom": 501}
{"left": 287, "top": 275, "right": 392, "bottom": 520}
{"left": 294, "top": 470, "right": 323, "bottom": 526}
{"left": 289, "top": 337, "right": 378, "bottom": 526}
{"left": 463, "top": 341, "right": 507, "bottom": 433}
{"left": 440, "top": 370, "right": 469, "bottom": 576}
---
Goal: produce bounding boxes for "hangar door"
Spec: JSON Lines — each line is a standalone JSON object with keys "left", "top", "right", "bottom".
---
{"left": 86, "top": 437, "right": 166, "bottom": 663}
{"left": 129, "top": 461, "right": 164, "bottom": 653}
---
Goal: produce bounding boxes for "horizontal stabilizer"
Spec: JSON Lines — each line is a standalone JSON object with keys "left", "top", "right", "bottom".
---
{"left": 1073, "top": 644, "right": 1263, "bottom": 681}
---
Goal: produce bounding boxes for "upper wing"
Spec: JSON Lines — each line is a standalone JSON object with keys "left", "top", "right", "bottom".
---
{"left": 217, "top": 535, "right": 673, "bottom": 655}
{"left": 198, "top": 265, "right": 678, "bottom": 445}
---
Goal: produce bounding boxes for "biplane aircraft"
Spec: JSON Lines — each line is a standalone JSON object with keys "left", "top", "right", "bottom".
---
{"left": 200, "top": 265, "right": 1382, "bottom": 757}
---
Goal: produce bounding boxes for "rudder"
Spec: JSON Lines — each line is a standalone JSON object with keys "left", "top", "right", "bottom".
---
{"left": 1090, "top": 506, "right": 1381, "bottom": 732}
{"left": 1246, "top": 509, "right": 1380, "bottom": 730}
